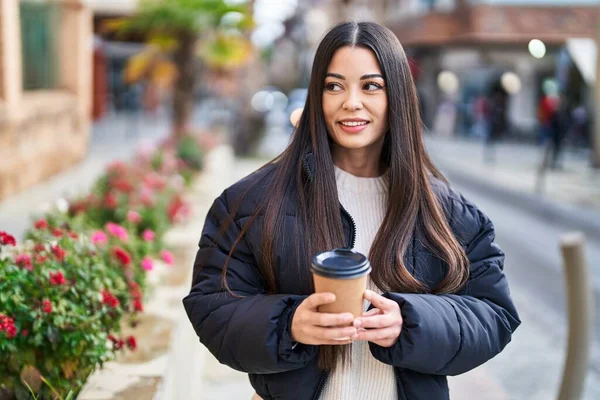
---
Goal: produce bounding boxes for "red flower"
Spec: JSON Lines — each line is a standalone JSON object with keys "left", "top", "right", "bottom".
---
{"left": 104, "top": 193, "right": 118, "bottom": 209}
{"left": 101, "top": 289, "right": 120, "bottom": 308}
{"left": 0, "top": 315, "right": 17, "bottom": 338}
{"left": 68, "top": 231, "right": 79, "bottom": 239}
{"left": 112, "top": 247, "right": 132, "bottom": 267}
{"left": 129, "top": 281, "right": 143, "bottom": 311}
{"left": 35, "top": 255, "right": 48, "bottom": 264}
{"left": 50, "top": 271, "right": 66, "bottom": 285}
{"left": 21, "top": 329, "right": 29, "bottom": 337}
{"left": 33, "top": 243, "right": 46, "bottom": 254}
{"left": 15, "top": 254, "right": 32, "bottom": 271}
{"left": 115, "top": 339, "right": 125, "bottom": 350}
{"left": 133, "top": 298, "right": 143, "bottom": 312}
{"left": 126, "top": 336, "right": 137, "bottom": 351}
{"left": 167, "top": 196, "right": 190, "bottom": 223}
{"left": 6, "top": 326, "right": 17, "bottom": 338}
{"left": 34, "top": 219, "right": 48, "bottom": 230}
{"left": 52, "top": 228, "right": 63, "bottom": 238}
{"left": 68, "top": 198, "right": 89, "bottom": 215}
{"left": 112, "top": 178, "right": 134, "bottom": 193}
{"left": 108, "top": 334, "right": 118, "bottom": 343}
{"left": 129, "top": 281, "right": 142, "bottom": 297}
{"left": 42, "top": 300, "right": 52, "bottom": 313}
{"left": 0, "top": 231, "right": 16, "bottom": 246}
{"left": 51, "top": 245, "right": 66, "bottom": 262}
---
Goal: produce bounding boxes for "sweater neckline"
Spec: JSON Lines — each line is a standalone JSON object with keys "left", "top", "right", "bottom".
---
{"left": 334, "top": 165, "right": 388, "bottom": 194}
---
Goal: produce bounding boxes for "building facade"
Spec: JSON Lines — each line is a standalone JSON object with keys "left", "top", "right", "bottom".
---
{"left": 0, "top": 0, "right": 92, "bottom": 200}
{"left": 383, "top": 0, "right": 599, "bottom": 140}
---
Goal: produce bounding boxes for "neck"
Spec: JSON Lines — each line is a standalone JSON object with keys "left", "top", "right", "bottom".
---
{"left": 331, "top": 145, "right": 384, "bottom": 178}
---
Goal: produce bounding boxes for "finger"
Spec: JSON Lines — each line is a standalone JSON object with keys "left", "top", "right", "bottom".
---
{"left": 310, "top": 311, "right": 355, "bottom": 327}
{"left": 354, "top": 313, "right": 398, "bottom": 329}
{"left": 364, "top": 290, "right": 398, "bottom": 312}
{"left": 353, "top": 326, "right": 401, "bottom": 342}
{"left": 305, "top": 292, "right": 336, "bottom": 309}
{"left": 310, "top": 326, "right": 358, "bottom": 341}
{"left": 362, "top": 308, "right": 381, "bottom": 317}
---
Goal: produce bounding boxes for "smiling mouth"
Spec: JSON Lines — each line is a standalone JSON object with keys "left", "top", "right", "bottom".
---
{"left": 339, "top": 121, "right": 369, "bottom": 127}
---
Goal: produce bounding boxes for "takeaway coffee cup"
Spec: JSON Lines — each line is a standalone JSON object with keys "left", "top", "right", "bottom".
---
{"left": 310, "top": 248, "right": 372, "bottom": 320}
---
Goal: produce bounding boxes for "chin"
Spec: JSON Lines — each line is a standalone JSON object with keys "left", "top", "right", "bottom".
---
{"left": 333, "top": 135, "right": 377, "bottom": 151}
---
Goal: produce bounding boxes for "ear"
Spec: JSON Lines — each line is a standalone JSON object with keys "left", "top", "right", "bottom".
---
{"left": 290, "top": 108, "right": 303, "bottom": 127}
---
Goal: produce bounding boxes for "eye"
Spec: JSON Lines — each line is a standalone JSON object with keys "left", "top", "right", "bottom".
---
{"left": 325, "top": 82, "right": 343, "bottom": 92}
{"left": 364, "top": 82, "right": 384, "bottom": 91}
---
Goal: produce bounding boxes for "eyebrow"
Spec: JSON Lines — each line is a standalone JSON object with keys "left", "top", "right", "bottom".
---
{"left": 325, "top": 73, "right": 384, "bottom": 80}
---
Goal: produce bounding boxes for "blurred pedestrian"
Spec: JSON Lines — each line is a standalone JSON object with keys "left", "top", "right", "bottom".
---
{"left": 548, "top": 95, "right": 570, "bottom": 169}
{"left": 569, "top": 103, "right": 589, "bottom": 148}
{"left": 471, "top": 94, "right": 489, "bottom": 138}
{"left": 183, "top": 21, "right": 520, "bottom": 400}
{"left": 537, "top": 92, "right": 558, "bottom": 145}
{"left": 483, "top": 82, "right": 508, "bottom": 162}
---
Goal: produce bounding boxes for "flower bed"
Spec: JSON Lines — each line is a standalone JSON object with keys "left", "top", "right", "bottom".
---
{"left": 0, "top": 136, "right": 206, "bottom": 399}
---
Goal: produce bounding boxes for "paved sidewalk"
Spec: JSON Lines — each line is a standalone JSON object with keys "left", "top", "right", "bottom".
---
{"left": 426, "top": 136, "right": 600, "bottom": 240}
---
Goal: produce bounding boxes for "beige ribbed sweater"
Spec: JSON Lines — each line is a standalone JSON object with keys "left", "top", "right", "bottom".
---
{"left": 319, "top": 166, "right": 397, "bottom": 400}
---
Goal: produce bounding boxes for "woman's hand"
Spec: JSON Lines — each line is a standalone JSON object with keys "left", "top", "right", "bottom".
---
{"left": 352, "top": 290, "right": 403, "bottom": 348}
{"left": 291, "top": 293, "right": 357, "bottom": 346}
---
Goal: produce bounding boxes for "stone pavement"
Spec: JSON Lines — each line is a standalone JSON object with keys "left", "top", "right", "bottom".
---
{"left": 425, "top": 136, "right": 600, "bottom": 241}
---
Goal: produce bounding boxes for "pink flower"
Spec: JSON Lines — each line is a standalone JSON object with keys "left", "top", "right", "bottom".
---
{"left": 160, "top": 250, "right": 174, "bottom": 266}
{"left": 91, "top": 231, "right": 108, "bottom": 245}
{"left": 142, "top": 229, "right": 155, "bottom": 242}
{"left": 141, "top": 257, "right": 154, "bottom": 271}
{"left": 106, "top": 222, "right": 129, "bottom": 242}
{"left": 127, "top": 211, "right": 141, "bottom": 223}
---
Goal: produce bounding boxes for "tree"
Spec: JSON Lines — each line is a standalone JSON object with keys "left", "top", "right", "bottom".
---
{"left": 110, "top": 0, "right": 254, "bottom": 138}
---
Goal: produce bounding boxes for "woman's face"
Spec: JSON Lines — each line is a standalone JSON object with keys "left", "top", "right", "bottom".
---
{"left": 322, "top": 46, "right": 389, "bottom": 154}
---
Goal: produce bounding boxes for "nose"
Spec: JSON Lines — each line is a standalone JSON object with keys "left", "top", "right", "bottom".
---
{"left": 342, "top": 88, "right": 363, "bottom": 111}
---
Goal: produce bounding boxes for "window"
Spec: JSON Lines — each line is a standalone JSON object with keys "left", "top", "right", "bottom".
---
{"left": 20, "top": 0, "right": 61, "bottom": 90}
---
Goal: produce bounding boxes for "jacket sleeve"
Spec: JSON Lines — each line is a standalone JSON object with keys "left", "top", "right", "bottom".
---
{"left": 182, "top": 194, "right": 317, "bottom": 374}
{"left": 369, "top": 197, "right": 521, "bottom": 376}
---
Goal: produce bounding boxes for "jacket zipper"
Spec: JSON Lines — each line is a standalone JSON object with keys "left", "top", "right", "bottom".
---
{"left": 395, "top": 367, "right": 408, "bottom": 400}
{"left": 339, "top": 204, "right": 356, "bottom": 248}
{"left": 312, "top": 372, "right": 329, "bottom": 400}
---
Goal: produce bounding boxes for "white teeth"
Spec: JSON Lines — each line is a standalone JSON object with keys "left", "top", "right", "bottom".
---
{"left": 340, "top": 121, "right": 368, "bottom": 127}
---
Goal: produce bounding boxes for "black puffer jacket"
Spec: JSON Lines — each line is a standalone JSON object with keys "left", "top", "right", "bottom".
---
{"left": 183, "top": 157, "right": 520, "bottom": 400}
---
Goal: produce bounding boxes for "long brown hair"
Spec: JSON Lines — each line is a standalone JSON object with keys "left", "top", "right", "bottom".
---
{"left": 223, "top": 21, "right": 469, "bottom": 371}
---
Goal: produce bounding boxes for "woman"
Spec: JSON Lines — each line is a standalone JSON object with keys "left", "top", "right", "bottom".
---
{"left": 183, "top": 21, "right": 520, "bottom": 400}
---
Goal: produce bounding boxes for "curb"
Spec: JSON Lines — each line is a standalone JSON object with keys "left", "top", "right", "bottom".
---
{"left": 434, "top": 158, "right": 600, "bottom": 243}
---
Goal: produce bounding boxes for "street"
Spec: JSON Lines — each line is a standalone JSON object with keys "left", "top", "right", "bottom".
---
{"left": 447, "top": 178, "right": 600, "bottom": 400}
